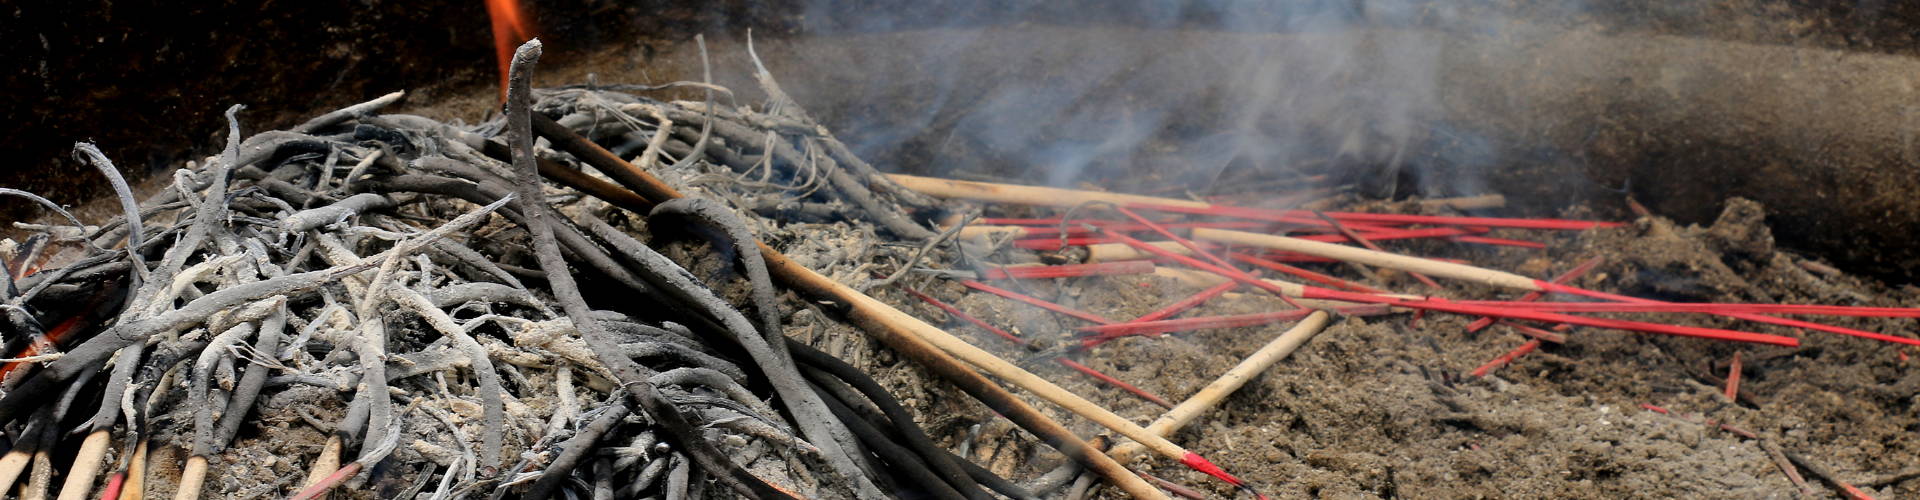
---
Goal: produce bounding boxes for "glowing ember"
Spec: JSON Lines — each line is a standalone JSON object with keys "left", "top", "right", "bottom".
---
{"left": 485, "top": 0, "right": 536, "bottom": 102}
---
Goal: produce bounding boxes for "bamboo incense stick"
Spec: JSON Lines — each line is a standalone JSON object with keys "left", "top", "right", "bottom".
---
{"left": 1196, "top": 228, "right": 1916, "bottom": 346}
{"left": 1466, "top": 257, "right": 1604, "bottom": 333}
{"left": 53, "top": 430, "right": 109, "bottom": 500}
{"left": 1194, "top": 228, "right": 1540, "bottom": 289}
{"left": 1133, "top": 235, "right": 1797, "bottom": 346}
{"left": 884, "top": 174, "right": 1632, "bottom": 233}
{"left": 887, "top": 174, "right": 1513, "bottom": 215}
{"left": 1108, "top": 311, "right": 1333, "bottom": 463}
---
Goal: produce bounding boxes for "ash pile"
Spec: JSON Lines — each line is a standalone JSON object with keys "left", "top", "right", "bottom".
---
{"left": 0, "top": 42, "right": 995, "bottom": 499}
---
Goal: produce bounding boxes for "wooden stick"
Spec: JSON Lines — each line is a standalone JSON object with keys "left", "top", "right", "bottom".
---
{"left": 0, "top": 450, "right": 32, "bottom": 496}
{"left": 1197, "top": 228, "right": 1913, "bottom": 346}
{"left": 25, "top": 448, "right": 50, "bottom": 500}
{"left": 530, "top": 114, "right": 1169, "bottom": 499}
{"left": 1419, "top": 194, "right": 1506, "bottom": 210}
{"left": 888, "top": 173, "right": 1213, "bottom": 210}
{"left": 170, "top": 457, "right": 205, "bottom": 500}
{"left": 120, "top": 440, "right": 148, "bottom": 500}
{"left": 301, "top": 435, "right": 342, "bottom": 495}
{"left": 1108, "top": 311, "right": 1332, "bottom": 463}
{"left": 1314, "top": 211, "right": 1444, "bottom": 290}
{"left": 888, "top": 174, "right": 1508, "bottom": 212}
{"left": 54, "top": 429, "right": 110, "bottom": 500}
{"left": 795, "top": 251, "right": 1221, "bottom": 491}
{"left": 1194, "top": 228, "right": 1539, "bottom": 289}
{"left": 899, "top": 285, "right": 1174, "bottom": 408}
{"left": 1147, "top": 241, "right": 1797, "bottom": 346}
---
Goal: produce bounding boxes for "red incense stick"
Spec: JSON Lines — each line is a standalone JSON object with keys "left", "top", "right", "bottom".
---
{"left": 899, "top": 286, "right": 1173, "bottom": 408}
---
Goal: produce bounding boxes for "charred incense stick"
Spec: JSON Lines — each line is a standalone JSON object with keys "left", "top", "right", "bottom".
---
{"left": 1108, "top": 311, "right": 1332, "bottom": 464}
{"left": 530, "top": 112, "right": 1169, "bottom": 498}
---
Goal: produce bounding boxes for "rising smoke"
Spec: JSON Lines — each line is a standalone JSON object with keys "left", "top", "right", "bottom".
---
{"left": 762, "top": 0, "right": 1530, "bottom": 199}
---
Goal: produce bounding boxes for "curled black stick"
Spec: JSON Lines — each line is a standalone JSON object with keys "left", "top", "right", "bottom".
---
{"left": 806, "top": 376, "right": 970, "bottom": 500}
{"left": 192, "top": 321, "right": 258, "bottom": 457}
{"left": 621, "top": 343, "right": 748, "bottom": 383}
{"left": 210, "top": 299, "right": 288, "bottom": 452}
{"left": 578, "top": 210, "right": 881, "bottom": 496}
{"left": 280, "top": 193, "right": 395, "bottom": 232}
{"left": 789, "top": 341, "right": 1032, "bottom": 500}
{"left": 51, "top": 361, "right": 103, "bottom": 422}
{"left": 646, "top": 198, "right": 880, "bottom": 476}
{"left": 80, "top": 344, "right": 145, "bottom": 433}
{"left": 524, "top": 403, "right": 631, "bottom": 499}
{"left": 503, "top": 39, "right": 788, "bottom": 500}
{"left": 0, "top": 189, "right": 102, "bottom": 255}
{"left": 351, "top": 175, "right": 663, "bottom": 302}
{"left": 647, "top": 198, "right": 783, "bottom": 343}
{"left": 147, "top": 105, "right": 246, "bottom": 293}
{"left": 661, "top": 111, "right": 933, "bottom": 240}
{"left": 73, "top": 143, "right": 145, "bottom": 281}
{"left": 0, "top": 264, "right": 369, "bottom": 424}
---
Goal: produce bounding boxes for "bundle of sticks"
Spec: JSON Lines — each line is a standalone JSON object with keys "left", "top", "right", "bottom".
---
{"left": 0, "top": 39, "right": 1088, "bottom": 500}
{"left": 881, "top": 173, "right": 1920, "bottom": 373}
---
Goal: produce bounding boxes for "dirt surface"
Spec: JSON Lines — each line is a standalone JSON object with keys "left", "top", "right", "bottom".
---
{"left": 847, "top": 195, "right": 1918, "bottom": 498}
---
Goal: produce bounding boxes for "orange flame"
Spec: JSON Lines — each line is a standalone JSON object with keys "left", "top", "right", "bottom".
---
{"left": 485, "top": 0, "right": 536, "bottom": 102}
